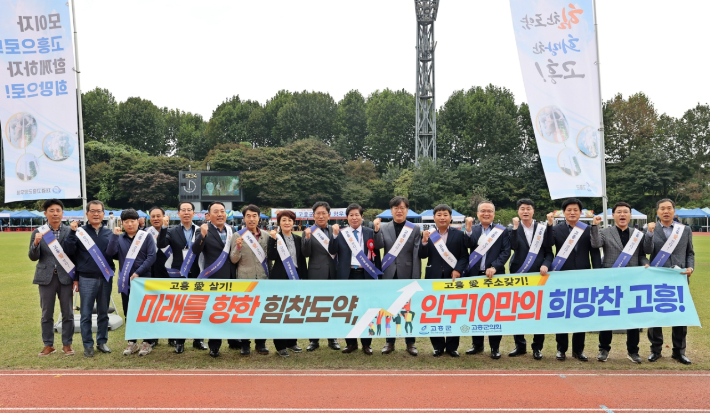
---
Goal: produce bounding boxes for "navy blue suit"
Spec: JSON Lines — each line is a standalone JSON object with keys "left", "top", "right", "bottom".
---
{"left": 419, "top": 227, "right": 468, "bottom": 353}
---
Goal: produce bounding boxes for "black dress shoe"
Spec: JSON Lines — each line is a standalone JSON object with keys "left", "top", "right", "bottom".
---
{"left": 490, "top": 348, "right": 501, "bottom": 359}
{"left": 432, "top": 349, "right": 443, "bottom": 357}
{"left": 672, "top": 353, "right": 692, "bottom": 365}
{"left": 406, "top": 345, "right": 418, "bottom": 357}
{"left": 648, "top": 352, "right": 662, "bottom": 362}
{"left": 240, "top": 347, "right": 251, "bottom": 356}
{"left": 533, "top": 350, "right": 543, "bottom": 360}
{"left": 597, "top": 350, "right": 609, "bottom": 362}
{"left": 228, "top": 343, "right": 241, "bottom": 350}
{"left": 328, "top": 340, "right": 341, "bottom": 350}
{"left": 174, "top": 343, "right": 185, "bottom": 354}
{"left": 572, "top": 351, "right": 588, "bottom": 362}
{"left": 508, "top": 347, "right": 527, "bottom": 357}
{"left": 306, "top": 341, "right": 320, "bottom": 352}
{"left": 209, "top": 349, "right": 220, "bottom": 358}
{"left": 556, "top": 351, "right": 566, "bottom": 361}
{"left": 168, "top": 339, "right": 176, "bottom": 347}
{"left": 381, "top": 343, "right": 395, "bottom": 354}
{"left": 288, "top": 345, "right": 302, "bottom": 353}
{"left": 257, "top": 347, "right": 269, "bottom": 355}
{"left": 465, "top": 345, "right": 483, "bottom": 355}
{"left": 362, "top": 346, "right": 373, "bottom": 355}
{"left": 341, "top": 344, "right": 358, "bottom": 354}
{"left": 193, "top": 341, "right": 208, "bottom": 350}
{"left": 447, "top": 350, "right": 460, "bottom": 357}
{"left": 97, "top": 343, "right": 111, "bottom": 353}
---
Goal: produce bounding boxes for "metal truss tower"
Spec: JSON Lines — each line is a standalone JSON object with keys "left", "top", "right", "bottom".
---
{"left": 414, "top": 0, "right": 438, "bottom": 165}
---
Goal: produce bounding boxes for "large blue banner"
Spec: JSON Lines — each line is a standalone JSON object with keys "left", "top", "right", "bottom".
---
{"left": 125, "top": 267, "right": 700, "bottom": 340}
{"left": 0, "top": 0, "right": 81, "bottom": 202}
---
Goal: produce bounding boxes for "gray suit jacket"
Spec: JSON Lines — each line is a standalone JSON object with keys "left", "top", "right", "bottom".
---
{"left": 302, "top": 225, "right": 337, "bottom": 280}
{"left": 590, "top": 224, "right": 649, "bottom": 268}
{"left": 230, "top": 229, "right": 270, "bottom": 280}
{"left": 643, "top": 222, "right": 695, "bottom": 269}
{"left": 374, "top": 221, "right": 421, "bottom": 279}
{"left": 28, "top": 225, "right": 73, "bottom": 286}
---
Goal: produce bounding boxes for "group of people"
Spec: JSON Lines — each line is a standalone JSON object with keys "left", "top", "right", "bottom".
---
{"left": 30, "top": 195, "right": 694, "bottom": 364}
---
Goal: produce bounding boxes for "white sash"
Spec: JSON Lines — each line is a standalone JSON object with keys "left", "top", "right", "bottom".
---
{"left": 380, "top": 221, "right": 416, "bottom": 272}
{"left": 147, "top": 226, "right": 173, "bottom": 268}
{"left": 551, "top": 221, "right": 588, "bottom": 271}
{"left": 515, "top": 222, "right": 547, "bottom": 274}
{"left": 428, "top": 229, "right": 459, "bottom": 269}
{"left": 612, "top": 228, "right": 644, "bottom": 268}
{"left": 239, "top": 228, "right": 269, "bottom": 276}
{"left": 117, "top": 230, "right": 148, "bottom": 294}
{"left": 276, "top": 234, "right": 299, "bottom": 280}
{"left": 38, "top": 225, "right": 75, "bottom": 277}
{"left": 310, "top": 225, "right": 336, "bottom": 260}
{"left": 467, "top": 225, "right": 506, "bottom": 270}
{"left": 650, "top": 223, "right": 686, "bottom": 267}
{"left": 75, "top": 227, "right": 114, "bottom": 282}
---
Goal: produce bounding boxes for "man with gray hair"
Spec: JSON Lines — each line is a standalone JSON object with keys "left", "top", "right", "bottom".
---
{"left": 644, "top": 198, "right": 694, "bottom": 365}
{"left": 463, "top": 200, "right": 511, "bottom": 359}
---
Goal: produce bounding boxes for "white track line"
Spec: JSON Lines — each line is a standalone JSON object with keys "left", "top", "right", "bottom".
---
{"left": 0, "top": 408, "right": 709, "bottom": 412}
{"left": 1, "top": 372, "right": 708, "bottom": 377}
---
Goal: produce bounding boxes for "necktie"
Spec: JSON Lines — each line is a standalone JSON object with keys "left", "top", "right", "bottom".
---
{"left": 353, "top": 230, "right": 359, "bottom": 269}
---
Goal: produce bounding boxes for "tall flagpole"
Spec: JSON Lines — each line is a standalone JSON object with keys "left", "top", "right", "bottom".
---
{"left": 70, "top": 0, "right": 87, "bottom": 221}
{"left": 593, "top": 0, "right": 608, "bottom": 227}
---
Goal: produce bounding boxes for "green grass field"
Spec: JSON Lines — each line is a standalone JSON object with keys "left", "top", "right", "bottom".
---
{"left": 0, "top": 232, "right": 707, "bottom": 370}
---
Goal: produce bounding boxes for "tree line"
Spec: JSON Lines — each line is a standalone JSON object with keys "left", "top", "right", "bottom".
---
{"left": 2, "top": 85, "right": 709, "bottom": 222}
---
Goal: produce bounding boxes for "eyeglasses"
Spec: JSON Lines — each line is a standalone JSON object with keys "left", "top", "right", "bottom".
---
{"left": 392, "top": 207, "right": 408, "bottom": 211}
{"left": 88, "top": 210, "right": 103, "bottom": 214}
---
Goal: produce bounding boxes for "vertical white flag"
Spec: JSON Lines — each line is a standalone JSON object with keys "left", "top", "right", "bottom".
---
{"left": 0, "top": 0, "right": 80, "bottom": 202}
{"left": 509, "top": 0, "right": 603, "bottom": 199}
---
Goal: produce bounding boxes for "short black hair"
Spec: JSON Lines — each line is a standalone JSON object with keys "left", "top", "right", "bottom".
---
{"left": 389, "top": 196, "right": 410, "bottom": 209}
{"left": 477, "top": 200, "right": 495, "bottom": 211}
{"left": 178, "top": 201, "right": 194, "bottom": 211}
{"left": 208, "top": 201, "right": 226, "bottom": 213}
{"left": 346, "top": 203, "right": 363, "bottom": 217}
{"left": 86, "top": 200, "right": 104, "bottom": 212}
{"left": 656, "top": 198, "right": 675, "bottom": 209}
{"left": 242, "top": 204, "right": 261, "bottom": 215}
{"left": 148, "top": 206, "right": 165, "bottom": 215}
{"left": 433, "top": 204, "right": 452, "bottom": 215}
{"left": 121, "top": 209, "right": 139, "bottom": 221}
{"left": 42, "top": 199, "right": 64, "bottom": 211}
{"left": 109, "top": 212, "right": 114, "bottom": 215}
{"left": 561, "top": 198, "right": 583, "bottom": 211}
{"left": 612, "top": 201, "right": 632, "bottom": 214}
{"left": 312, "top": 201, "right": 330, "bottom": 213}
{"left": 516, "top": 198, "right": 535, "bottom": 210}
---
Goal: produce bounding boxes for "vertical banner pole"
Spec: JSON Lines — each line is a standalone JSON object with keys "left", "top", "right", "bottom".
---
{"left": 593, "top": 0, "right": 608, "bottom": 227}
{"left": 70, "top": 0, "right": 87, "bottom": 221}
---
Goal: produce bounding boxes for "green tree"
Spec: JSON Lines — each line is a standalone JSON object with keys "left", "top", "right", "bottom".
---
{"left": 81, "top": 87, "right": 117, "bottom": 142}
{"left": 274, "top": 91, "right": 337, "bottom": 145}
{"left": 603, "top": 92, "right": 658, "bottom": 163}
{"left": 205, "top": 95, "right": 261, "bottom": 148}
{"left": 334, "top": 90, "right": 368, "bottom": 160}
{"left": 115, "top": 97, "right": 168, "bottom": 155}
{"left": 365, "top": 89, "right": 415, "bottom": 171}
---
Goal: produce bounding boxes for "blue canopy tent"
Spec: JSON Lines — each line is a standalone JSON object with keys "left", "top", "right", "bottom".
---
{"left": 376, "top": 209, "right": 421, "bottom": 220}
{"left": 595, "top": 208, "right": 647, "bottom": 224}
{"left": 10, "top": 210, "right": 42, "bottom": 228}
{"left": 419, "top": 209, "right": 465, "bottom": 222}
{"left": 260, "top": 213, "right": 269, "bottom": 219}
{"left": 675, "top": 208, "right": 710, "bottom": 231}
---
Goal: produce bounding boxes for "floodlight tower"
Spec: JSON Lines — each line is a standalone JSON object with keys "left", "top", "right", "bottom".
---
{"left": 414, "top": 0, "right": 438, "bottom": 166}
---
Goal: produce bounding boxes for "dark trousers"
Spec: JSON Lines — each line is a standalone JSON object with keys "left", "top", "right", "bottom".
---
{"left": 39, "top": 274, "right": 74, "bottom": 347}
{"left": 513, "top": 334, "right": 545, "bottom": 351}
{"left": 431, "top": 336, "right": 459, "bottom": 353}
{"left": 648, "top": 326, "right": 687, "bottom": 355}
{"left": 175, "top": 338, "right": 204, "bottom": 346}
{"left": 241, "top": 339, "right": 267, "bottom": 349}
{"left": 274, "top": 339, "right": 297, "bottom": 351}
{"left": 386, "top": 337, "right": 416, "bottom": 345}
{"left": 121, "top": 292, "right": 156, "bottom": 345}
{"left": 599, "top": 329, "right": 640, "bottom": 354}
{"left": 345, "top": 338, "right": 373, "bottom": 347}
{"left": 556, "top": 332, "right": 585, "bottom": 353}
{"left": 209, "top": 339, "right": 245, "bottom": 351}
{"left": 472, "top": 335, "right": 502, "bottom": 350}
{"left": 78, "top": 276, "right": 112, "bottom": 349}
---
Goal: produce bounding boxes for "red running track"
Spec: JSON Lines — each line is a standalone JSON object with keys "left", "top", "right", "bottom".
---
{"left": 1, "top": 370, "right": 709, "bottom": 412}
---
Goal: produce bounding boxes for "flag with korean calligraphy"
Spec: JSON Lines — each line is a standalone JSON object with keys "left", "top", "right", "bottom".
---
{"left": 124, "top": 267, "right": 700, "bottom": 340}
{"left": 509, "top": 0, "right": 604, "bottom": 199}
{"left": 0, "top": 0, "right": 80, "bottom": 202}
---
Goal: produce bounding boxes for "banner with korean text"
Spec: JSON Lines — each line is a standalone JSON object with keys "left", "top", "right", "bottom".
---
{"left": 509, "top": 0, "right": 603, "bottom": 199}
{"left": 0, "top": 0, "right": 80, "bottom": 202}
{"left": 125, "top": 267, "right": 699, "bottom": 340}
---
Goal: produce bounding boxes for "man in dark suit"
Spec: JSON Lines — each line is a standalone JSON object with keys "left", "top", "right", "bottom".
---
{"left": 329, "top": 203, "right": 382, "bottom": 355}
{"left": 375, "top": 196, "right": 421, "bottom": 356}
{"left": 643, "top": 198, "right": 694, "bottom": 365}
{"left": 507, "top": 198, "right": 553, "bottom": 360}
{"left": 158, "top": 201, "right": 207, "bottom": 353}
{"left": 590, "top": 201, "right": 650, "bottom": 364}
{"left": 301, "top": 201, "right": 340, "bottom": 352}
{"left": 463, "top": 200, "right": 511, "bottom": 359}
{"left": 419, "top": 204, "right": 468, "bottom": 357}
{"left": 29, "top": 199, "right": 75, "bottom": 356}
{"left": 191, "top": 201, "right": 237, "bottom": 358}
{"left": 544, "top": 198, "right": 602, "bottom": 362}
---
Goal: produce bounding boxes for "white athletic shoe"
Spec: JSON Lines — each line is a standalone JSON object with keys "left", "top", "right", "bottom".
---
{"left": 123, "top": 342, "right": 139, "bottom": 356}
{"left": 138, "top": 341, "right": 152, "bottom": 356}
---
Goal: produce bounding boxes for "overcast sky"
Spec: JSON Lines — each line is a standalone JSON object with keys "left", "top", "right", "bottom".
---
{"left": 75, "top": 0, "right": 709, "bottom": 120}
